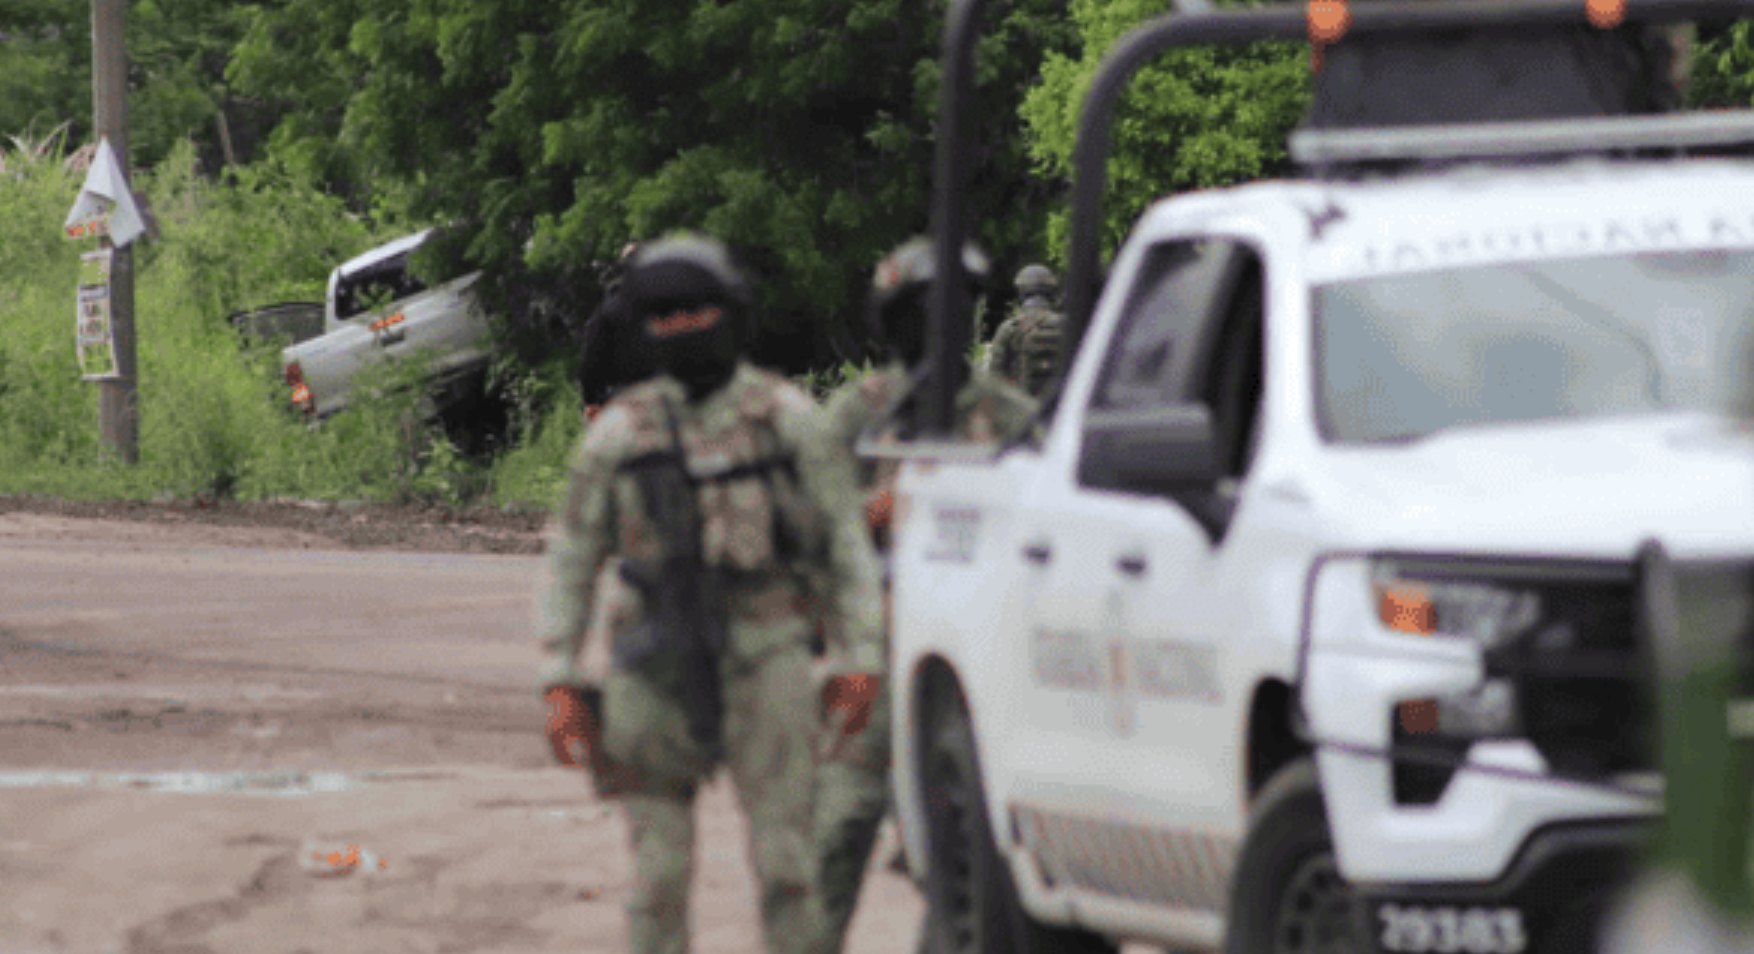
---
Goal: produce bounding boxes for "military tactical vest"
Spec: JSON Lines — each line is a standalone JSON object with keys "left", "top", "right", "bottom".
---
{"left": 611, "top": 372, "right": 825, "bottom": 578}
{"left": 1014, "top": 306, "right": 1064, "bottom": 396}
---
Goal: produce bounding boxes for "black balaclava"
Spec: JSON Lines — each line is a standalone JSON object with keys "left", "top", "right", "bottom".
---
{"left": 628, "top": 258, "right": 743, "bottom": 402}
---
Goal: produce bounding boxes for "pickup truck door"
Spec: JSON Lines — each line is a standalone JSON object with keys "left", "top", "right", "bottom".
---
{"left": 364, "top": 273, "right": 490, "bottom": 379}
{"left": 1012, "top": 234, "right": 1272, "bottom": 914}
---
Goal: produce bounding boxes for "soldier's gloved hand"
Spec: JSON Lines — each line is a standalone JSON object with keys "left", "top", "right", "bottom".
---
{"left": 544, "top": 685, "right": 605, "bottom": 771}
{"left": 867, "top": 489, "right": 893, "bottom": 533}
{"left": 823, "top": 673, "right": 885, "bottom": 738}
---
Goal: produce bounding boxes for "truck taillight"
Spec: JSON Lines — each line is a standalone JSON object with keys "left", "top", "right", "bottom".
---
{"left": 285, "top": 361, "right": 315, "bottom": 417}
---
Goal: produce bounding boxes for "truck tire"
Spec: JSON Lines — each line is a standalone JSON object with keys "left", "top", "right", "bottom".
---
{"left": 1224, "top": 759, "right": 1367, "bottom": 954}
{"left": 921, "top": 695, "right": 1115, "bottom": 954}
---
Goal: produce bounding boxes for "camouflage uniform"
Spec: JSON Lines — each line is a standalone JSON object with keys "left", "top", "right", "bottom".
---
{"left": 536, "top": 361, "right": 885, "bottom": 954}
{"left": 812, "top": 360, "right": 1037, "bottom": 953}
{"left": 985, "top": 301, "right": 1064, "bottom": 397}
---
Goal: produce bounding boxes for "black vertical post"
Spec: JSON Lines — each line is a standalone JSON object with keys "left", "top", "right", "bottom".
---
{"left": 922, "top": 0, "right": 992, "bottom": 438}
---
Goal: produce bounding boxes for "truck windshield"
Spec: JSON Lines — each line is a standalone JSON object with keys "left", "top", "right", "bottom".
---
{"left": 1314, "top": 250, "right": 1754, "bottom": 443}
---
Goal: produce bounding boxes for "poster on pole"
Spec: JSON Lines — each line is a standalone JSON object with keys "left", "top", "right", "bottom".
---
{"left": 76, "top": 248, "right": 119, "bottom": 380}
{"left": 62, "top": 137, "right": 146, "bottom": 246}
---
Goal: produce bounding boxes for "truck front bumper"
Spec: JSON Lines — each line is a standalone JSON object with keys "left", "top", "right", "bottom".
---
{"left": 1352, "top": 819, "right": 1651, "bottom": 954}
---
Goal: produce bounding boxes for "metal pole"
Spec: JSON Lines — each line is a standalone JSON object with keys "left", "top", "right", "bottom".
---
{"left": 922, "top": 0, "right": 992, "bottom": 438}
{"left": 92, "top": 0, "right": 137, "bottom": 465}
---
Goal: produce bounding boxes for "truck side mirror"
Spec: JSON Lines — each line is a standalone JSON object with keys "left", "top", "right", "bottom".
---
{"left": 1077, "top": 403, "right": 1220, "bottom": 496}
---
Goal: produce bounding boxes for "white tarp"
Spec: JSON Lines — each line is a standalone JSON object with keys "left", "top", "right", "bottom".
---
{"left": 62, "top": 137, "right": 145, "bottom": 247}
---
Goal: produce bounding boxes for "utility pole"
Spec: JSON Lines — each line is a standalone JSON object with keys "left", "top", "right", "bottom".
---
{"left": 92, "top": 0, "right": 138, "bottom": 464}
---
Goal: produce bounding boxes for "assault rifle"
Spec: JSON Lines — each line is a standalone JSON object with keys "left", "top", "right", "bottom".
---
{"left": 614, "top": 397, "right": 730, "bottom": 764}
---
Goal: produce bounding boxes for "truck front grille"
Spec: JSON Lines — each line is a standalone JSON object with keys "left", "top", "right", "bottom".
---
{"left": 1484, "top": 564, "right": 1653, "bottom": 781}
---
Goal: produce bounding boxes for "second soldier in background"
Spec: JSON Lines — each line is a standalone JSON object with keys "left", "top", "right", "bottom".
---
{"left": 537, "top": 232, "right": 887, "bottom": 954}
{"left": 985, "top": 263, "right": 1065, "bottom": 398}
{"left": 814, "top": 236, "right": 1037, "bottom": 954}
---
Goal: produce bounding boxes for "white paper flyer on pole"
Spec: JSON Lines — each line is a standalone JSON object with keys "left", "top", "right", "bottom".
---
{"left": 77, "top": 248, "right": 119, "bottom": 380}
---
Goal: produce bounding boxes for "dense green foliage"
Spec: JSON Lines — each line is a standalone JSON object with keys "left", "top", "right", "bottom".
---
{"left": 1688, "top": 23, "right": 1754, "bottom": 108}
{"left": 225, "top": 0, "right": 1078, "bottom": 367}
{"left": 0, "top": 0, "right": 90, "bottom": 154}
{"left": 0, "top": 0, "right": 268, "bottom": 173}
{"left": 1021, "top": 0, "right": 1310, "bottom": 264}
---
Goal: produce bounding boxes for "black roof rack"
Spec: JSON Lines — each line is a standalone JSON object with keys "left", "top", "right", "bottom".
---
{"left": 1289, "top": 111, "right": 1754, "bottom": 165}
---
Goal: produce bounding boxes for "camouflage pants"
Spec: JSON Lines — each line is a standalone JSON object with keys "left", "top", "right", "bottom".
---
{"left": 605, "top": 644, "right": 823, "bottom": 954}
{"left": 812, "top": 680, "right": 892, "bottom": 953}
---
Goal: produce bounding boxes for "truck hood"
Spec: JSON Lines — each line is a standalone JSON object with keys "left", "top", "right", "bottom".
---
{"left": 1310, "top": 412, "right": 1754, "bottom": 560}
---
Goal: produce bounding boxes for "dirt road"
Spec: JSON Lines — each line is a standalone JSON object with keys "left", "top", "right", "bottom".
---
{"left": 0, "top": 506, "right": 924, "bottom": 954}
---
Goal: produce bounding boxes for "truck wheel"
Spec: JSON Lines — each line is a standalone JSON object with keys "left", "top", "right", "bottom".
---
{"left": 1224, "top": 760, "right": 1367, "bottom": 954}
{"left": 921, "top": 697, "right": 1115, "bottom": 954}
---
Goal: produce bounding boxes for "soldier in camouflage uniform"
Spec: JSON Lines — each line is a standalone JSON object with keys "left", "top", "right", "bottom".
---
{"left": 537, "top": 233, "right": 887, "bottom": 954}
{"left": 984, "top": 263, "right": 1065, "bottom": 397}
{"left": 814, "top": 236, "right": 1037, "bottom": 954}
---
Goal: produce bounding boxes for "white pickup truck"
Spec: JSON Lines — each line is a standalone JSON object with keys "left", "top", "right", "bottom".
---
{"left": 884, "top": 3, "right": 1754, "bottom": 954}
{"left": 282, "top": 229, "right": 493, "bottom": 420}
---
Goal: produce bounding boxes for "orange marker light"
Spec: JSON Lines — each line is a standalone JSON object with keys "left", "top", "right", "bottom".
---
{"left": 1398, "top": 699, "right": 1440, "bottom": 735}
{"left": 1379, "top": 585, "right": 1437, "bottom": 634}
{"left": 1308, "top": 0, "right": 1350, "bottom": 44}
{"left": 1586, "top": 0, "right": 1626, "bottom": 29}
{"left": 369, "top": 312, "right": 406, "bottom": 333}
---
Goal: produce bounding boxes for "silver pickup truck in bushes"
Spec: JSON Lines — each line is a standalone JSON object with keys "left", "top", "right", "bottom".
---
{"left": 281, "top": 229, "right": 492, "bottom": 420}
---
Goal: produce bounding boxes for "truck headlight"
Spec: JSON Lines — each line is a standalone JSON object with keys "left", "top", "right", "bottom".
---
{"left": 1372, "top": 562, "right": 1540, "bottom": 740}
{"left": 1372, "top": 562, "right": 1542, "bottom": 650}
{"left": 1398, "top": 679, "right": 1522, "bottom": 739}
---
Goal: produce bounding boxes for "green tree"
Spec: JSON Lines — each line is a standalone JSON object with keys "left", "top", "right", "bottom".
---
{"left": 127, "top": 0, "right": 266, "bottom": 172}
{"left": 1020, "top": 0, "right": 1309, "bottom": 264}
{"left": 1687, "top": 23, "right": 1754, "bottom": 109}
{"left": 0, "top": 0, "right": 90, "bottom": 145}
{"left": 230, "top": 0, "right": 1077, "bottom": 371}
{"left": 0, "top": 0, "right": 275, "bottom": 172}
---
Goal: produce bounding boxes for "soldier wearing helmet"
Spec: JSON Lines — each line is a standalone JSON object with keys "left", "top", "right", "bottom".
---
{"left": 986, "top": 262, "right": 1066, "bottom": 397}
{"left": 812, "top": 236, "right": 1037, "bottom": 954}
{"left": 537, "top": 231, "right": 885, "bottom": 954}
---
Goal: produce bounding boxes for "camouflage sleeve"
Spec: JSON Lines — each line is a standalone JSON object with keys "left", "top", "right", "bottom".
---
{"left": 993, "top": 386, "right": 1042, "bottom": 444}
{"left": 986, "top": 316, "right": 1019, "bottom": 380}
{"left": 532, "top": 407, "right": 627, "bottom": 692}
{"left": 821, "top": 379, "right": 873, "bottom": 460}
{"left": 960, "top": 370, "right": 1042, "bottom": 445}
{"left": 780, "top": 396, "right": 886, "bottom": 674}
